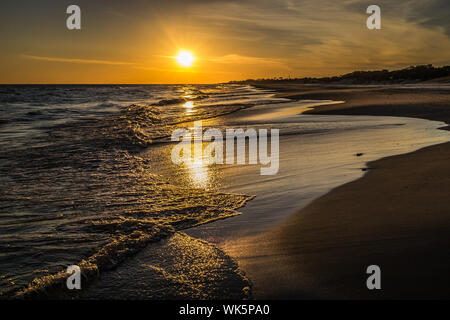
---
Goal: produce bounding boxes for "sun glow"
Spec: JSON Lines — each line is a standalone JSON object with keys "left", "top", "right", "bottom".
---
{"left": 176, "top": 50, "right": 195, "bottom": 67}
{"left": 183, "top": 101, "right": 196, "bottom": 115}
{"left": 187, "top": 158, "right": 209, "bottom": 188}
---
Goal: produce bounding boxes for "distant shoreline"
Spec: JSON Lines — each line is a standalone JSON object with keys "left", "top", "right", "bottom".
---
{"left": 230, "top": 65, "right": 450, "bottom": 85}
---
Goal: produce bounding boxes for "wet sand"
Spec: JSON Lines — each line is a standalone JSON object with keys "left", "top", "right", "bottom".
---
{"left": 82, "top": 84, "right": 450, "bottom": 299}
{"left": 265, "top": 83, "right": 450, "bottom": 126}
{"left": 235, "top": 83, "right": 450, "bottom": 299}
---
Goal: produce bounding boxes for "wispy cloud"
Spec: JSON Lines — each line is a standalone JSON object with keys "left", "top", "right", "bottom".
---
{"left": 22, "top": 55, "right": 135, "bottom": 66}
{"left": 156, "top": 53, "right": 289, "bottom": 70}
{"left": 209, "top": 54, "right": 285, "bottom": 66}
{"left": 187, "top": 0, "right": 450, "bottom": 75}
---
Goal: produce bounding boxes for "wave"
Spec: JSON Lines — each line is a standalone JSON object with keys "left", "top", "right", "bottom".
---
{"left": 0, "top": 88, "right": 260, "bottom": 298}
{"left": 156, "top": 98, "right": 186, "bottom": 106}
{"left": 82, "top": 232, "right": 251, "bottom": 300}
{"left": 93, "top": 102, "right": 257, "bottom": 147}
{"left": 1, "top": 139, "right": 253, "bottom": 298}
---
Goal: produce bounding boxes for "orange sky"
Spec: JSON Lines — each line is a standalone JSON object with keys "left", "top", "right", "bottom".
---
{"left": 0, "top": 0, "right": 449, "bottom": 84}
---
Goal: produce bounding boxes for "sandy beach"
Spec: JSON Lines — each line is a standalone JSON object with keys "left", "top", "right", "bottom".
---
{"left": 223, "top": 83, "right": 450, "bottom": 299}
{"left": 3, "top": 0, "right": 450, "bottom": 308}
{"left": 2, "top": 84, "right": 450, "bottom": 300}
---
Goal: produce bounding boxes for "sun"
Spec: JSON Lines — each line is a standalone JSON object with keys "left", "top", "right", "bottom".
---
{"left": 176, "top": 50, "right": 195, "bottom": 67}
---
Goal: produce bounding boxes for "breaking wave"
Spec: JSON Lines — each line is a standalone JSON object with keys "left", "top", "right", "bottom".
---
{"left": 0, "top": 84, "right": 276, "bottom": 299}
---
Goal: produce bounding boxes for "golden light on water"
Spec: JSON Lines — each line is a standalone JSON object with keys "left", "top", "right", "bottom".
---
{"left": 186, "top": 147, "right": 210, "bottom": 188}
{"left": 183, "top": 101, "right": 196, "bottom": 115}
{"left": 183, "top": 101, "right": 194, "bottom": 109}
{"left": 188, "top": 159, "right": 209, "bottom": 188}
{"left": 176, "top": 50, "right": 195, "bottom": 67}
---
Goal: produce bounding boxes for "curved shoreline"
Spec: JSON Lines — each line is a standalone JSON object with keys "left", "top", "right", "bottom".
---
{"left": 0, "top": 84, "right": 268, "bottom": 299}
{"left": 238, "top": 83, "right": 450, "bottom": 299}
{"left": 5, "top": 84, "right": 449, "bottom": 299}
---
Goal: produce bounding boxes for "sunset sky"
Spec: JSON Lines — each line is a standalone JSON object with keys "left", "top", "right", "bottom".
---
{"left": 0, "top": 0, "right": 449, "bottom": 84}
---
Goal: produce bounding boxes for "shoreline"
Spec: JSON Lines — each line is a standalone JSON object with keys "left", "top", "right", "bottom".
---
{"left": 8, "top": 84, "right": 449, "bottom": 299}
{"left": 235, "top": 83, "right": 450, "bottom": 299}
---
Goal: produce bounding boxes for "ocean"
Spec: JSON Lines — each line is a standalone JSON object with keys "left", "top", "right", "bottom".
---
{"left": 0, "top": 84, "right": 285, "bottom": 297}
{"left": 1, "top": 84, "right": 449, "bottom": 298}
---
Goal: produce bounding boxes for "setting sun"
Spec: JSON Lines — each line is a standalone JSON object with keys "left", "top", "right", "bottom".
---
{"left": 176, "top": 50, "right": 195, "bottom": 67}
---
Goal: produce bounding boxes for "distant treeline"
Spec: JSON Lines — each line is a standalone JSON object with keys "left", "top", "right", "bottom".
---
{"left": 230, "top": 65, "right": 450, "bottom": 84}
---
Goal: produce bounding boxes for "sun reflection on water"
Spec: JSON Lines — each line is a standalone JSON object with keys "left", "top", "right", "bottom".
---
{"left": 183, "top": 101, "right": 196, "bottom": 115}
{"left": 183, "top": 141, "right": 219, "bottom": 189}
{"left": 187, "top": 158, "right": 209, "bottom": 188}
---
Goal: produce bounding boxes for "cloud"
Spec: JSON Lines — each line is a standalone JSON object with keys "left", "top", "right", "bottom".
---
{"left": 209, "top": 54, "right": 286, "bottom": 66}
{"left": 6, "top": 0, "right": 450, "bottom": 81}
{"left": 184, "top": 0, "right": 450, "bottom": 75}
{"left": 22, "top": 55, "right": 135, "bottom": 66}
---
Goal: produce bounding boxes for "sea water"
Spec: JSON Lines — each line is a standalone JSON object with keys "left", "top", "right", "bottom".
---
{"left": 1, "top": 84, "right": 449, "bottom": 298}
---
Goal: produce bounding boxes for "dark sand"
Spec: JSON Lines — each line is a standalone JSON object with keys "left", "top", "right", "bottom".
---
{"left": 227, "top": 84, "right": 450, "bottom": 299}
